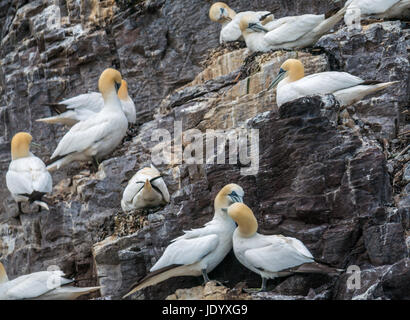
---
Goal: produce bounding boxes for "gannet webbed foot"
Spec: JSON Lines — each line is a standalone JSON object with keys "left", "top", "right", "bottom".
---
{"left": 243, "top": 277, "right": 267, "bottom": 293}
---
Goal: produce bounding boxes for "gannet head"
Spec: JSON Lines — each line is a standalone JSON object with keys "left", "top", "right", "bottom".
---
{"left": 214, "top": 183, "right": 244, "bottom": 215}
{"left": 98, "top": 68, "right": 123, "bottom": 100}
{"left": 239, "top": 14, "right": 269, "bottom": 35}
{"left": 118, "top": 80, "right": 129, "bottom": 101}
{"left": 268, "top": 59, "right": 305, "bottom": 90}
{"left": 10, "top": 132, "right": 37, "bottom": 160}
{"left": 228, "top": 203, "right": 258, "bottom": 237}
{"left": 209, "top": 2, "right": 234, "bottom": 23}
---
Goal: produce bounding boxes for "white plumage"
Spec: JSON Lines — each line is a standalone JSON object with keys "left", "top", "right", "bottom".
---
{"left": 121, "top": 166, "right": 170, "bottom": 212}
{"left": 123, "top": 183, "right": 244, "bottom": 298}
{"left": 0, "top": 263, "right": 100, "bottom": 300}
{"left": 345, "top": 0, "right": 410, "bottom": 19}
{"left": 6, "top": 132, "right": 52, "bottom": 213}
{"left": 269, "top": 59, "right": 397, "bottom": 108}
{"left": 239, "top": 7, "right": 347, "bottom": 52}
{"left": 46, "top": 68, "right": 128, "bottom": 171}
{"left": 36, "top": 81, "right": 136, "bottom": 126}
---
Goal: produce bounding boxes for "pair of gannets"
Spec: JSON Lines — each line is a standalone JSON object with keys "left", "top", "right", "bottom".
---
{"left": 345, "top": 0, "right": 410, "bottom": 20}
{"left": 46, "top": 68, "right": 129, "bottom": 171}
{"left": 228, "top": 203, "right": 342, "bottom": 291}
{"left": 123, "top": 183, "right": 244, "bottom": 298}
{"left": 121, "top": 165, "right": 170, "bottom": 212}
{"left": 209, "top": 2, "right": 273, "bottom": 43}
{"left": 37, "top": 80, "right": 136, "bottom": 126}
{"left": 268, "top": 59, "right": 397, "bottom": 107}
{"left": 6, "top": 132, "right": 52, "bottom": 214}
{"left": 239, "top": 6, "right": 347, "bottom": 52}
{"left": 0, "top": 262, "right": 100, "bottom": 300}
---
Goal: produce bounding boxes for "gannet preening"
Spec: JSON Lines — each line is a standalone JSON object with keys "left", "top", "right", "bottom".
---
{"left": 344, "top": 0, "right": 410, "bottom": 20}
{"left": 228, "top": 203, "right": 343, "bottom": 292}
{"left": 239, "top": 6, "right": 347, "bottom": 52}
{"left": 123, "top": 183, "right": 244, "bottom": 298}
{"left": 268, "top": 59, "right": 398, "bottom": 108}
{"left": 36, "top": 80, "right": 136, "bottom": 126}
{"left": 46, "top": 68, "right": 128, "bottom": 171}
{"left": 6, "top": 132, "right": 52, "bottom": 214}
{"left": 209, "top": 2, "right": 273, "bottom": 44}
{"left": 121, "top": 165, "right": 170, "bottom": 212}
{"left": 0, "top": 262, "right": 100, "bottom": 300}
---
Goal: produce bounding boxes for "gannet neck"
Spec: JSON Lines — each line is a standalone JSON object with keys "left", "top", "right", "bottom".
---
{"left": 227, "top": 7, "right": 236, "bottom": 19}
{"left": 11, "top": 132, "right": 32, "bottom": 160}
{"left": 118, "top": 80, "right": 128, "bottom": 101}
{"left": 0, "top": 262, "right": 8, "bottom": 283}
{"left": 103, "top": 90, "right": 123, "bottom": 111}
{"left": 228, "top": 203, "right": 258, "bottom": 237}
{"left": 98, "top": 68, "right": 122, "bottom": 104}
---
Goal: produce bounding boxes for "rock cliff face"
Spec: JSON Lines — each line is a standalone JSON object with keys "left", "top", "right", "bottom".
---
{"left": 0, "top": 0, "right": 408, "bottom": 300}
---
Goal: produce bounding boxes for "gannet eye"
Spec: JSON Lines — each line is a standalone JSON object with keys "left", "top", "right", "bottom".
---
{"left": 229, "top": 191, "right": 243, "bottom": 203}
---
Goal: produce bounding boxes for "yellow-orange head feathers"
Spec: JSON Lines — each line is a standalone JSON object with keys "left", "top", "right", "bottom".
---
{"left": 10, "top": 132, "right": 32, "bottom": 160}
{"left": 228, "top": 202, "right": 258, "bottom": 237}
{"left": 98, "top": 68, "right": 122, "bottom": 99}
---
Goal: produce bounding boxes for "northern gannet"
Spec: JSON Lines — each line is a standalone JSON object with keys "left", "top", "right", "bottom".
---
{"left": 239, "top": 6, "right": 347, "bottom": 52}
{"left": 268, "top": 59, "right": 397, "bottom": 107}
{"left": 36, "top": 80, "right": 136, "bottom": 126}
{"left": 121, "top": 165, "right": 170, "bottom": 212}
{"left": 209, "top": 2, "right": 273, "bottom": 44}
{"left": 6, "top": 132, "right": 52, "bottom": 214}
{"left": 345, "top": 0, "right": 410, "bottom": 20}
{"left": 0, "top": 262, "right": 100, "bottom": 300}
{"left": 123, "top": 183, "right": 244, "bottom": 298}
{"left": 46, "top": 68, "right": 128, "bottom": 171}
{"left": 228, "top": 203, "right": 342, "bottom": 292}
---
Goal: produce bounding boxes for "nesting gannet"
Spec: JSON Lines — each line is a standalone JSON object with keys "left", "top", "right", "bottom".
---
{"left": 123, "top": 183, "right": 245, "bottom": 298}
{"left": 36, "top": 80, "right": 136, "bottom": 126}
{"left": 0, "top": 262, "right": 100, "bottom": 300}
{"left": 209, "top": 2, "right": 273, "bottom": 44}
{"left": 344, "top": 0, "right": 410, "bottom": 20}
{"left": 239, "top": 6, "right": 347, "bottom": 52}
{"left": 228, "top": 203, "right": 342, "bottom": 292}
{"left": 6, "top": 132, "right": 52, "bottom": 214}
{"left": 121, "top": 165, "right": 170, "bottom": 212}
{"left": 268, "top": 59, "right": 397, "bottom": 107}
{"left": 46, "top": 68, "right": 128, "bottom": 171}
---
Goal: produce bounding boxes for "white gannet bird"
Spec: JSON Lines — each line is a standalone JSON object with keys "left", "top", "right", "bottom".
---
{"left": 209, "top": 2, "right": 273, "bottom": 44}
{"left": 268, "top": 58, "right": 398, "bottom": 108}
{"left": 46, "top": 68, "right": 128, "bottom": 171}
{"left": 0, "top": 262, "right": 100, "bottom": 300}
{"left": 6, "top": 132, "right": 52, "bottom": 214}
{"left": 228, "top": 203, "right": 342, "bottom": 292}
{"left": 123, "top": 183, "right": 244, "bottom": 298}
{"left": 121, "top": 165, "right": 170, "bottom": 212}
{"left": 238, "top": 6, "right": 347, "bottom": 52}
{"left": 36, "top": 79, "right": 136, "bottom": 126}
{"left": 344, "top": 0, "right": 410, "bottom": 20}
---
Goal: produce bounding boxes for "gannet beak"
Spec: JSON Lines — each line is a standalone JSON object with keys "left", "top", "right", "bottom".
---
{"left": 115, "top": 82, "right": 121, "bottom": 93}
{"left": 249, "top": 23, "right": 268, "bottom": 33}
{"left": 229, "top": 193, "right": 243, "bottom": 203}
{"left": 268, "top": 68, "right": 287, "bottom": 90}
{"left": 220, "top": 8, "right": 231, "bottom": 21}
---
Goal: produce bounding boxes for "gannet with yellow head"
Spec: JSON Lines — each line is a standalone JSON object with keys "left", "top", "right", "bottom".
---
{"left": 0, "top": 261, "right": 100, "bottom": 300}
{"left": 209, "top": 2, "right": 273, "bottom": 44}
{"left": 121, "top": 165, "right": 170, "bottom": 212}
{"left": 239, "top": 5, "right": 348, "bottom": 52}
{"left": 228, "top": 203, "right": 343, "bottom": 292}
{"left": 123, "top": 183, "right": 244, "bottom": 298}
{"left": 37, "top": 79, "right": 136, "bottom": 126}
{"left": 6, "top": 132, "right": 52, "bottom": 214}
{"left": 268, "top": 58, "right": 398, "bottom": 108}
{"left": 46, "top": 68, "right": 128, "bottom": 171}
{"left": 344, "top": 0, "right": 410, "bottom": 20}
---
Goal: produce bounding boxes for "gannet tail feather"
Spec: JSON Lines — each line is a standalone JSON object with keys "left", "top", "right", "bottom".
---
{"left": 286, "top": 262, "right": 344, "bottom": 276}
{"left": 312, "top": 5, "right": 347, "bottom": 36}
{"left": 123, "top": 264, "right": 193, "bottom": 298}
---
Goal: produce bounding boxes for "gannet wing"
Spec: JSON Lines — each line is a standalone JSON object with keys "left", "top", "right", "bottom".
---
{"left": 5, "top": 271, "right": 72, "bottom": 300}
{"left": 60, "top": 92, "right": 103, "bottom": 112}
{"left": 244, "top": 235, "right": 314, "bottom": 273}
{"left": 29, "top": 157, "right": 53, "bottom": 193}
{"left": 264, "top": 14, "right": 324, "bottom": 44}
{"left": 120, "top": 99, "right": 136, "bottom": 124}
{"left": 151, "top": 177, "right": 170, "bottom": 203}
{"left": 347, "top": 0, "right": 400, "bottom": 15}
{"left": 150, "top": 234, "right": 219, "bottom": 271}
{"left": 290, "top": 71, "right": 364, "bottom": 96}
{"left": 50, "top": 116, "right": 114, "bottom": 158}
{"left": 6, "top": 167, "right": 34, "bottom": 195}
